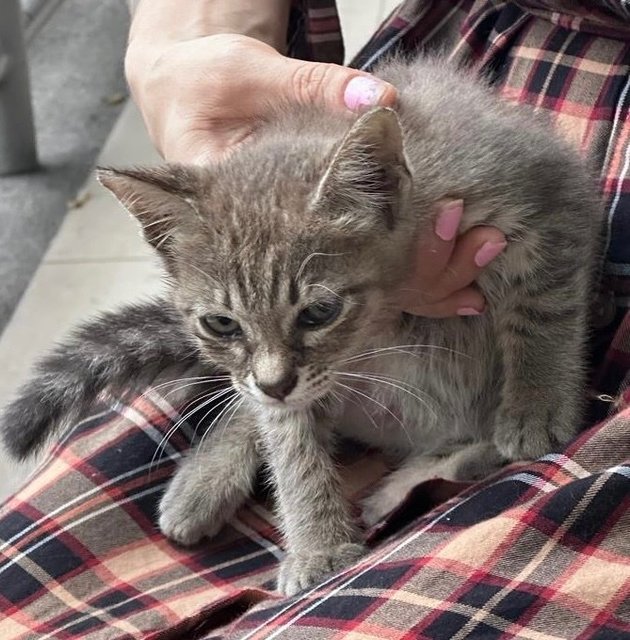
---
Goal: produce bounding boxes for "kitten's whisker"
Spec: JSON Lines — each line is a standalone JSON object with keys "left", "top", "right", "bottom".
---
{"left": 333, "top": 387, "right": 382, "bottom": 432}
{"left": 196, "top": 394, "right": 245, "bottom": 483}
{"left": 334, "top": 381, "right": 413, "bottom": 446}
{"left": 184, "top": 261, "right": 227, "bottom": 289}
{"left": 195, "top": 392, "right": 243, "bottom": 466}
{"left": 305, "top": 284, "right": 362, "bottom": 305}
{"left": 165, "top": 388, "right": 225, "bottom": 426}
{"left": 194, "top": 391, "right": 240, "bottom": 446}
{"left": 159, "top": 379, "right": 230, "bottom": 401}
{"left": 346, "top": 349, "right": 431, "bottom": 365}
{"left": 197, "top": 391, "right": 242, "bottom": 445}
{"left": 141, "top": 216, "right": 173, "bottom": 229}
{"left": 336, "top": 369, "right": 428, "bottom": 395}
{"left": 187, "top": 387, "right": 238, "bottom": 445}
{"left": 328, "top": 388, "right": 346, "bottom": 406}
{"left": 149, "top": 375, "right": 232, "bottom": 392}
{"left": 150, "top": 388, "right": 233, "bottom": 471}
{"left": 153, "top": 230, "right": 175, "bottom": 251}
{"left": 295, "top": 252, "right": 346, "bottom": 283}
{"left": 221, "top": 397, "right": 245, "bottom": 445}
{"left": 148, "top": 387, "right": 235, "bottom": 475}
{"left": 142, "top": 379, "right": 229, "bottom": 407}
{"left": 224, "top": 396, "right": 245, "bottom": 431}
{"left": 141, "top": 376, "right": 232, "bottom": 418}
{"left": 174, "top": 385, "right": 234, "bottom": 424}
{"left": 187, "top": 393, "right": 239, "bottom": 475}
{"left": 343, "top": 343, "right": 468, "bottom": 363}
{"left": 334, "top": 371, "right": 437, "bottom": 419}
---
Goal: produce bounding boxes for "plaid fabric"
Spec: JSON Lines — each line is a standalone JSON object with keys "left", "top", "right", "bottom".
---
{"left": 0, "top": 396, "right": 392, "bottom": 640}
{"left": 2, "top": 2, "right": 630, "bottom": 639}
{"left": 1, "top": 396, "right": 629, "bottom": 639}
{"left": 2, "top": 393, "right": 630, "bottom": 639}
{"left": 225, "top": 409, "right": 630, "bottom": 640}
{"left": 349, "top": 1, "right": 630, "bottom": 311}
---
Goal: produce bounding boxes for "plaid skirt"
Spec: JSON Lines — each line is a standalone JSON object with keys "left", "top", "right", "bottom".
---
{"left": 1, "top": 2, "right": 629, "bottom": 639}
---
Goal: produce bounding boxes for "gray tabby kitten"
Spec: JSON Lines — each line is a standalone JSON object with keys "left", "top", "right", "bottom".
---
{"left": 2, "top": 55, "right": 600, "bottom": 595}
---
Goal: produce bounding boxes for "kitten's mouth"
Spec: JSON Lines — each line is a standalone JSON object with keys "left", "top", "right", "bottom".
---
{"left": 250, "top": 393, "right": 321, "bottom": 411}
{"left": 234, "top": 376, "right": 333, "bottom": 411}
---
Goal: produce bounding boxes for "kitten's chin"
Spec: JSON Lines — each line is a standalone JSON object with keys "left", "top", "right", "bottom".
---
{"left": 252, "top": 395, "right": 320, "bottom": 412}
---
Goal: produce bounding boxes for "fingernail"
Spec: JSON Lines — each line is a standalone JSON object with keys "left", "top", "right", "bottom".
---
{"left": 457, "top": 307, "right": 483, "bottom": 316}
{"left": 474, "top": 240, "right": 507, "bottom": 267}
{"left": 434, "top": 200, "right": 463, "bottom": 241}
{"left": 344, "top": 76, "right": 388, "bottom": 111}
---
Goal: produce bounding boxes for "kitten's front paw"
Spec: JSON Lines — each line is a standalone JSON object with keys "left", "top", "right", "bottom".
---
{"left": 159, "top": 512, "right": 211, "bottom": 546}
{"left": 493, "top": 405, "right": 558, "bottom": 461}
{"left": 277, "top": 543, "right": 366, "bottom": 596}
{"left": 158, "top": 485, "right": 228, "bottom": 546}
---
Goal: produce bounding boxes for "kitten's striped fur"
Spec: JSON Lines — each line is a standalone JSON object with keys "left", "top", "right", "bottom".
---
{"left": 1, "top": 55, "right": 601, "bottom": 594}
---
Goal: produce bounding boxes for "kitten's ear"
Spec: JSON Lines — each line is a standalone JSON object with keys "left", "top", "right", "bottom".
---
{"left": 97, "top": 166, "right": 200, "bottom": 253}
{"left": 312, "top": 107, "right": 411, "bottom": 230}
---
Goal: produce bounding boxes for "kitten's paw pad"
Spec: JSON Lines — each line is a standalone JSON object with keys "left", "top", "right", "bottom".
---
{"left": 493, "top": 409, "right": 556, "bottom": 461}
{"left": 277, "top": 543, "right": 366, "bottom": 596}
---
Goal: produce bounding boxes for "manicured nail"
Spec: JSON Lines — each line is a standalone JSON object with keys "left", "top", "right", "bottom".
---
{"left": 474, "top": 240, "right": 507, "bottom": 267}
{"left": 344, "top": 76, "right": 388, "bottom": 111}
{"left": 434, "top": 200, "right": 463, "bottom": 242}
{"left": 457, "top": 307, "right": 483, "bottom": 316}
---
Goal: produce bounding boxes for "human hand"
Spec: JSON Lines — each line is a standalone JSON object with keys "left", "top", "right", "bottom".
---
{"left": 400, "top": 200, "right": 507, "bottom": 318}
{"left": 125, "top": 19, "right": 501, "bottom": 319}
{"left": 125, "top": 33, "right": 397, "bottom": 164}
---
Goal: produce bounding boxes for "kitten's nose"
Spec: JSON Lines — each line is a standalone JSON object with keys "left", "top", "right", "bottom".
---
{"left": 256, "top": 373, "right": 298, "bottom": 401}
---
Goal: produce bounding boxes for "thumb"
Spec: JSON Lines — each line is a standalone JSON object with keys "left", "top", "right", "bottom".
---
{"left": 274, "top": 57, "right": 397, "bottom": 113}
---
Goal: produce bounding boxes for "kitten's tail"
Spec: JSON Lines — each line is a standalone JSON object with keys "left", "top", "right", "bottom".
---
{"left": 1, "top": 299, "right": 203, "bottom": 460}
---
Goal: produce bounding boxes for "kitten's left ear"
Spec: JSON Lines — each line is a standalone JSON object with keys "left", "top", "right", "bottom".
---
{"left": 311, "top": 107, "right": 411, "bottom": 231}
{"left": 97, "top": 165, "right": 201, "bottom": 255}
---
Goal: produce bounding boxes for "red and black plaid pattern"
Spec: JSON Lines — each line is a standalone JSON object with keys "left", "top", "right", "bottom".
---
{"left": 0, "top": 395, "right": 389, "bottom": 639}
{"left": 1, "top": 395, "right": 629, "bottom": 639}
{"left": 2, "top": 1, "right": 630, "bottom": 638}
{"left": 224, "top": 410, "right": 630, "bottom": 640}
{"left": 350, "top": 1, "right": 630, "bottom": 311}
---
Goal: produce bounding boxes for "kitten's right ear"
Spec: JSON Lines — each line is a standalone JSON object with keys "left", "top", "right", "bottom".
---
{"left": 97, "top": 166, "right": 200, "bottom": 253}
{"left": 311, "top": 107, "right": 411, "bottom": 232}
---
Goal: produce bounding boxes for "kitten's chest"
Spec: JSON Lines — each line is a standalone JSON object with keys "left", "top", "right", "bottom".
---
{"left": 335, "top": 318, "right": 500, "bottom": 454}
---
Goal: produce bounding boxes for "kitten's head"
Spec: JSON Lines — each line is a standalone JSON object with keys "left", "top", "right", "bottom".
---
{"left": 99, "top": 107, "right": 416, "bottom": 410}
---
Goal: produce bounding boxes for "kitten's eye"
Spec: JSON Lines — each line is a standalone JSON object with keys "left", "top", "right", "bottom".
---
{"left": 200, "top": 314, "right": 242, "bottom": 337}
{"left": 297, "top": 299, "right": 343, "bottom": 329}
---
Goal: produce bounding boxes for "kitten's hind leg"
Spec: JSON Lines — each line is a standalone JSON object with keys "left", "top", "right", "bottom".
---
{"left": 361, "top": 442, "right": 506, "bottom": 527}
{"left": 492, "top": 280, "right": 588, "bottom": 461}
{"left": 159, "top": 404, "right": 259, "bottom": 546}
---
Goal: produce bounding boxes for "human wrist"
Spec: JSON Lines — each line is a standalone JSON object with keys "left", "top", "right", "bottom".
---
{"left": 128, "top": 0, "right": 291, "bottom": 52}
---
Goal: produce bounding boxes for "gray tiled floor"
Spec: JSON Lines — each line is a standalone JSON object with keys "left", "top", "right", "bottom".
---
{"left": 0, "top": 0, "right": 401, "bottom": 501}
{"left": 0, "top": 0, "right": 129, "bottom": 332}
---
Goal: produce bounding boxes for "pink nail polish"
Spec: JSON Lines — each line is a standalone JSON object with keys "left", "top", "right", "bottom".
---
{"left": 457, "top": 307, "right": 483, "bottom": 316}
{"left": 344, "top": 77, "right": 386, "bottom": 111}
{"left": 434, "top": 200, "right": 463, "bottom": 242}
{"left": 474, "top": 240, "right": 507, "bottom": 268}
